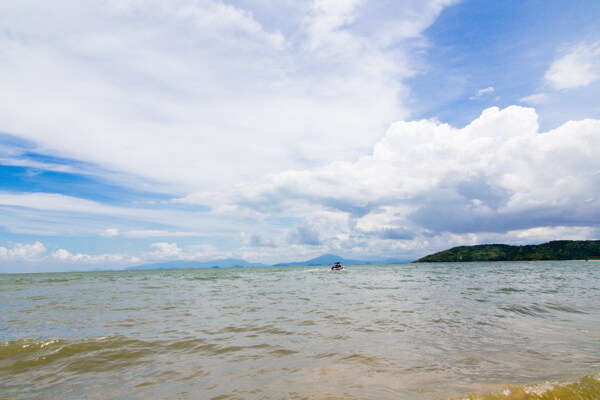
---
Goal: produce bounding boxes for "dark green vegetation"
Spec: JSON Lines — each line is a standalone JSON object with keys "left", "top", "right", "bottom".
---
{"left": 416, "top": 240, "right": 600, "bottom": 262}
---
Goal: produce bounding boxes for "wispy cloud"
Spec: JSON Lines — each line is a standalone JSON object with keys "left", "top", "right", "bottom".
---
{"left": 124, "top": 230, "right": 203, "bottom": 238}
{"left": 0, "top": 0, "right": 455, "bottom": 193}
{"left": 0, "top": 192, "right": 229, "bottom": 239}
{"left": 469, "top": 86, "right": 495, "bottom": 100}
{"left": 519, "top": 93, "right": 549, "bottom": 105}
{"left": 477, "top": 86, "right": 495, "bottom": 96}
{"left": 100, "top": 228, "right": 120, "bottom": 238}
{"left": 0, "top": 193, "right": 133, "bottom": 215}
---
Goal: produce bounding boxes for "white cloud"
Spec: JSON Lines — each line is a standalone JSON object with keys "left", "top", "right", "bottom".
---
{"left": 510, "top": 226, "right": 599, "bottom": 243}
{"left": 545, "top": 42, "right": 600, "bottom": 89}
{"left": 469, "top": 86, "right": 495, "bottom": 100}
{"left": 101, "top": 228, "right": 120, "bottom": 237}
{"left": 52, "top": 248, "right": 133, "bottom": 264}
{"left": 0, "top": 193, "right": 130, "bottom": 215}
{"left": 214, "top": 106, "right": 600, "bottom": 256}
{"left": 124, "top": 230, "right": 202, "bottom": 238}
{"left": 4, "top": 105, "right": 598, "bottom": 263}
{"left": 304, "top": 0, "right": 362, "bottom": 49}
{"left": 143, "top": 242, "right": 224, "bottom": 262}
{"left": 477, "top": 86, "right": 494, "bottom": 97}
{"left": 148, "top": 242, "right": 184, "bottom": 260}
{"left": 2, "top": 2, "right": 598, "bottom": 264}
{"left": 0, "top": 192, "right": 206, "bottom": 227}
{"left": 0, "top": 241, "right": 46, "bottom": 261}
{"left": 0, "top": 0, "right": 454, "bottom": 192}
{"left": 0, "top": 191, "right": 254, "bottom": 247}
{"left": 520, "top": 93, "right": 548, "bottom": 105}
{"left": 0, "top": 240, "right": 219, "bottom": 272}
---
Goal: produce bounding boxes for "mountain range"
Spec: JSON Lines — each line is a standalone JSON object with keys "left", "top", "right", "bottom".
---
{"left": 127, "top": 253, "right": 408, "bottom": 270}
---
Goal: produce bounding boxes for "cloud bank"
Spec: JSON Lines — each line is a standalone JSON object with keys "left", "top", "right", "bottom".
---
{"left": 5, "top": 105, "right": 599, "bottom": 271}
{"left": 194, "top": 106, "right": 600, "bottom": 256}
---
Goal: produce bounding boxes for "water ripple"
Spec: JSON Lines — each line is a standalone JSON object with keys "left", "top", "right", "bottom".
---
{"left": 1, "top": 262, "right": 599, "bottom": 399}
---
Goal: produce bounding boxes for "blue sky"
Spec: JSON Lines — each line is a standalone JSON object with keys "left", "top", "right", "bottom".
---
{"left": 1, "top": 0, "right": 600, "bottom": 272}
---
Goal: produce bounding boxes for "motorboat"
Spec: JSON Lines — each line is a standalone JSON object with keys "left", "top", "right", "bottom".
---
{"left": 331, "top": 262, "right": 344, "bottom": 270}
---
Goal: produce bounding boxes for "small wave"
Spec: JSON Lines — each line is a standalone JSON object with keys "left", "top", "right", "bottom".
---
{"left": 0, "top": 277, "right": 70, "bottom": 285}
{"left": 216, "top": 324, "right": 293, "bottom": 335}
{"left": 189, "top": 276, "right": 220, "bottom": 281}
{"left": 498, "top": 301, "right": 587, "bottom": 317}
{"left": 543, "top": 303, "right": 587, "bottom": 314}
{"left": 498, "top": 304, "right": 550, "bottom": 317}
{"left": 441, "top": 372, "right": 600, "bottom": 399}
{"left": 38, "top": 278, "right": 71, "bottom": 283}
{"left": 497, "top": 287, "right": 526, "bottom": 293}
{"left": 340, "top": 353, "right": 383, "bottom": 366}
{"left": 269, "top": 348, "right": 298, "bottom": 356}
{"left": 0, "top": 336, "right": 156, "bottom": 378}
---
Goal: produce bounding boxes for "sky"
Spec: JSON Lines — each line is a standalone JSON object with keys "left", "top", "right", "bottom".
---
{"left": 1, "top": 0, "right": 600, "bottom": 272}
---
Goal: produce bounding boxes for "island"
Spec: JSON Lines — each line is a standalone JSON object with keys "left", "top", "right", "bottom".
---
{"left": 415, "top": 240, "right": 600, "bottom": 262}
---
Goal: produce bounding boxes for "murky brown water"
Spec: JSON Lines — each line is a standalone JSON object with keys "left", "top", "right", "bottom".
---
{"left": 1, "top": 262, "right": 599, "bottom": 399}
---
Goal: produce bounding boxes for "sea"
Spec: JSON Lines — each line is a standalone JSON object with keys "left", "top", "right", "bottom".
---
{"left": 1, "top": 261, "right": 599, "bottom": 399}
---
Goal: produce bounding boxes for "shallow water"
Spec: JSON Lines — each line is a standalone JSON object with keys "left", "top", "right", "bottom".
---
{"left": 1, "top": 262, "right": 599, "bottom": 399}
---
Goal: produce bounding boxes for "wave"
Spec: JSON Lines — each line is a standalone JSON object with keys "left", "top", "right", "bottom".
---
{"left": 442, "top": 373, "right": 600, "bottom": 400}
{"left": 498, "top": 302, "right": 587, "bottom": 317}
{"left": 2, "top": 337, "right": 599, "bottom": 399}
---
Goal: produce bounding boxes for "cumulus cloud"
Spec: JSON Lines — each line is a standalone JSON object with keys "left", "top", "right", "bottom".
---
{"left": 545, "top": 42, "right": 600, "bottom": 89}
{"left": 1, "top": 240, "right": 222, "bottom": 272}
{"left": 142, "top": 242, "right": 222, "bottom": 261}
{"left": 2, "top": 1, "right": 598, "bottom": 264}
{"left": 0, "top": 241, "right": 46, "bottom": 261}
{"left": 5, "top": 105, "right": 597, "bottom": 263}
{"left": 52, "top": 248, "right": 134, "bottom": 264}
{"left": 0, "top": 241, "right": 137, "bottom": 272}
{"left": 148, "top": 242, "right": 183, "bottom": 260}
{"left": 218, "top": 106, "right": 600, "bottom": 254}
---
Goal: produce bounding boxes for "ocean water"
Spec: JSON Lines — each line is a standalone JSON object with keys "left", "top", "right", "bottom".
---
{"left": 1, "top": 261, "right": 599, "bottom": 399}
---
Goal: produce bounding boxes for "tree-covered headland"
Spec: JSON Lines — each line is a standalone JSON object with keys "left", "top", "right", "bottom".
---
{"left": 415, "top": 240, "right": 600, "bottom": 262}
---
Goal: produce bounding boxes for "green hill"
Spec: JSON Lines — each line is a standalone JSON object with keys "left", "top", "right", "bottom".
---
{"left": 415, "top": 240, "right": 600, "bottom": 262}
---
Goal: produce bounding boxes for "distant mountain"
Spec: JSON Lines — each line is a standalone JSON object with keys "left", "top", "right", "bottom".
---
{"left": 127, "top": 254, "right": 409, "bottom": 271}
{"left": 415, "top": 240, "right": 600, "bottom": 262}
{"left": 273, "top": 253, "right": 407, "bottom": 267}
{"left": 127, "top": 258, "right": 266, "bottom": 270}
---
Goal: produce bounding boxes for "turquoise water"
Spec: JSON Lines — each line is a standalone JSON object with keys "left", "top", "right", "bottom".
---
{"left": 1, "top": 262, "right": 599, "bottom": 399}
